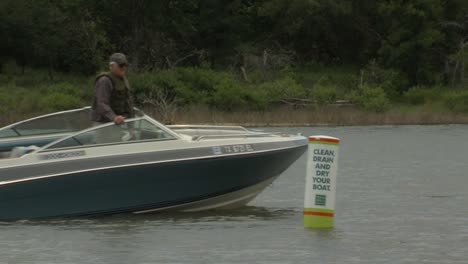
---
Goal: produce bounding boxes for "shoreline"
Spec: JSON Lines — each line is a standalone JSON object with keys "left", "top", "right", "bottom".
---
{"left": 169, "top": 122, "right": 468, "bottom": 128}
{"left": 150, "top": 106, "right": 468, "bottom": 127}
{"left": 1, "top": 107, "right": 468, "bottom": 128}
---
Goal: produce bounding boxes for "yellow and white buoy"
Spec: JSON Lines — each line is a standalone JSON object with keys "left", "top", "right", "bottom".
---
{"left": 304, "top": 135, "right": 340, "bottom": 228}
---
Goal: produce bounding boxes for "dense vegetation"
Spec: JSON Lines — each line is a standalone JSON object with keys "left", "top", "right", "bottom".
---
{"left": 1, "top": 0, "right": 468, "bottom": 121}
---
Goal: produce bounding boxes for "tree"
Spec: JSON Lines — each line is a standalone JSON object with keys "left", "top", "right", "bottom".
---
{"left": 377, "top": 0, "right": 449, "bottom": 85}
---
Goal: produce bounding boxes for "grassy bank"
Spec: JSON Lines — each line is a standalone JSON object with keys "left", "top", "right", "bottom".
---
{"left": 144, "top": 105, "right": 468, "bottom": 127}
{"left": 2, "top": 105, "right": 468, "bottom": 128}
{"left": 1, "top": 66, "right": 468, "bottom": 127}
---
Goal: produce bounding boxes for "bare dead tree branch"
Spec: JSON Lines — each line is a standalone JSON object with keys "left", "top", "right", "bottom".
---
{"left": 141, "top": 88, "right": 178, "bottom": 124}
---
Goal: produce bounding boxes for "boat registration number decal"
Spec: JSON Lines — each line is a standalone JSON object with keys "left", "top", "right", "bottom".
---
{"left": 39, "top": 150, "right": 86, "bottom": 160}
{"left": 212, "top": 144, "right": 254, "bottom": 155}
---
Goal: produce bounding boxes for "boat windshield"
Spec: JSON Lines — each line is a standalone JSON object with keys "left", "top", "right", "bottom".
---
{"left": 0, "top": 128, "right": 19, "bottom": 138}
{"left": 0, "top": 108, "right": 93, "bottom": 139}
{"left": 42, "top": 117, "right": 176, "bottom": 150}
{"left": 0, "top": 107, "right": 146, "bottom": 139}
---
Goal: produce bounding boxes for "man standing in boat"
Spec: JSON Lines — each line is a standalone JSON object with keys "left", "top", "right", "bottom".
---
{"left": 91, "top": 52, "right": 135, "bottom": 125}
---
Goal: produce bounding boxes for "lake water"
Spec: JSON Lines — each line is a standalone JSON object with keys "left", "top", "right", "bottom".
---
{"left": 1, "top": 125, "right": 467, "bottom": 264}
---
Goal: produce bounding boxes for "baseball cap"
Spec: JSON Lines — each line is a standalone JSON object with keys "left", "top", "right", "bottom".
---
{"left": 109, "top": 53, "right": 129, "bottom": 66}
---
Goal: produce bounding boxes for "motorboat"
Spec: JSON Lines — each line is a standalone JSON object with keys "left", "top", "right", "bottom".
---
{"left": 0, "top": 107, "right": 307, "bottom": 221}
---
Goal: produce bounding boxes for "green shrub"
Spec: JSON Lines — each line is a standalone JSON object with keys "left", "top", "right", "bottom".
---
{"left": 257, "top": 76, "right": 305, "bottom": 103}
{"left": 210, "top": 81, "right": 250, "bottom": 110}
{"left": 0, "top": 68, "right": 93, "bottom": 114}
{"left": 403, "top": 86, "right": 444, "bottom": 105}
{"left": 12, "top": 70, "right": 52, "bottom": 87}
{"left": 0, "top": 89, "right": 14, "bottom": 114}
{"left": 312, "top": 85, "right": 337, "bottom": 105}
{"left": 36, "top": 92, "right": 82, "bottom": 112}
{"left": 130, "top": 67, "right": 307, "bottom": 111}
{"left": 444, "top": 91, "right": 468, "bottom": 113}
{"left": 46, "top": 82, "right": 87, "bottom": 99}
{"left": 132, "top": 69, "right": 200, "bottom": 106}
{"left": 351, "top": 85, "right": 390, "bottom": 112}
{"left": 18, "top": 91, "right": 43, "bottom": 113}
{"left": 404, "top": 86, "right": 427, "bottom": 105}
{"left": 131, "top": 68, "right": 256, "bottom": 110}
{"left": 361, "top": 60, "right": 408, "bottom": 99}
{"left": 0, "top": 87, "right": 41, "bottom": 114}
{"left": 0, "top": 86, "right": 83, "bottom": 114}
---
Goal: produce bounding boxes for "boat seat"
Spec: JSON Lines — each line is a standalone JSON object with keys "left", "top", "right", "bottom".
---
{"left": 10, "top": 145, "right": 40, "bottom": 158}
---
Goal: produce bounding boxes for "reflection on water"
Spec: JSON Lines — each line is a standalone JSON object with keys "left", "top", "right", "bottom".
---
{"left": 1, "top": 125, "right": 467, "bottom": 264}
{"left": 2, "top": 206, "right": 297, "bottom": 227}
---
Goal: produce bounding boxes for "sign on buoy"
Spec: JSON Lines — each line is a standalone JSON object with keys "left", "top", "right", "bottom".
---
{"left": 304, "top": 135, "right": 340, "bottom": 228}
